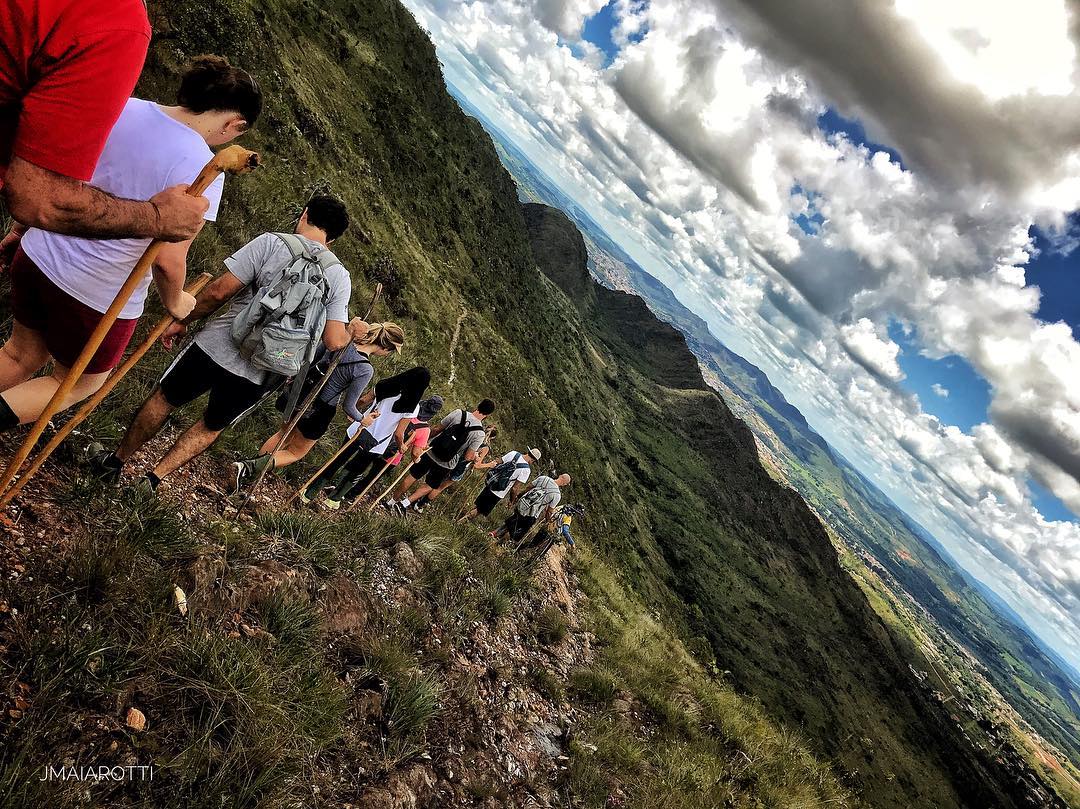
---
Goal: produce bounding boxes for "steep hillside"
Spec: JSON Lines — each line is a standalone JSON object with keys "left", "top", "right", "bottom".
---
{"left": 522, "top": 204, "right": 1062, "bottom": 808}
{"left": 0, "top": 0, "right": 1064, "bottom": 807}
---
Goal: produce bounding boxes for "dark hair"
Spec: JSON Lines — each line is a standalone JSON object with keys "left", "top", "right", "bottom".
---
{"left": 374, "top": 367, "right": 431, "bottom": 413}
{"left": 477, "top": 399, "right": 496, "bottom": 416}
{"left": 177, "top": 55, "right": 262, "bottom": 126}
{"left": 305, "top": 195, "right": 350, "bottom": 241}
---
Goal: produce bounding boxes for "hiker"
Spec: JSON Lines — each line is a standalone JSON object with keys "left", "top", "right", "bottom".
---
{"left": 0, "top": 56, "right": 262, "bottom": 434}
{"left": 312, "top": 394, "right": 445, "bottom": 505}
{"left": 0, "top": 2, "right": 209, "bottom": 251}
{"left": 229, "top": 321, "right": 406, "bottom": 491}
{"left": 555, "top": 503, "right": 584, "bottom": 549}
{"left": 87, "top": 196, "right": 353, "bottom": 489}
{"left": 412, "top": 426, "right": 500, "bottom": 514}
{"left": 310, "top": 367, "right": 433, "bottom": 510}
{"left": 458, "top": 447, "right": 541, "bottom": 523}
{"left": 492, "top": 473, "right": 572, "bottom": 543}
{"left": 383, "top": 400, "right": 496, "bottom": 515}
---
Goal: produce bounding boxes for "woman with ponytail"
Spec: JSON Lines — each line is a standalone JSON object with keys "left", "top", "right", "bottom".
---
{"left": 230, "top": 321, "right": 405, "bottom": 490}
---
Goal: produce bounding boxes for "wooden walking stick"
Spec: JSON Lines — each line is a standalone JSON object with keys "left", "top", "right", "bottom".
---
{"left": 287, "top": 426, "right": 370, "bottom": 506}
{"left": 368, "top": 449, "right": 426, "bottom": 513}
{"left": 234, "top": 283, "right": 383, "bottom": 514}
{"left": 0, "top": 145, "right": 260, "bottom": 500}
{"left": 346, "top": 459, "right": 394, "bottom": 512}
{"left": 0, "top": 273, "right": 214, "bottom": 508}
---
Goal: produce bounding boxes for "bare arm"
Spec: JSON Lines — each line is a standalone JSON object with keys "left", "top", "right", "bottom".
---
{"left": 3, "top": 157, "right": 208, "bottom": 241}
{"left": 322, "top": 320, "right": 350, "bottom": 351}
{"left": 161, "top": 271, "right": 245, "bottom": 349}
{"left": 151, "top": 233, "right": 200, "bottom": 319}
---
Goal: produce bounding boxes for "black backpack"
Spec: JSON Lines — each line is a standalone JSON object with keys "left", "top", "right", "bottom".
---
{"left": 485, "top": 452, "right": 529, "bottom": 492}
{"left": 428, "top": 411, "right": 483, "bottom": 463}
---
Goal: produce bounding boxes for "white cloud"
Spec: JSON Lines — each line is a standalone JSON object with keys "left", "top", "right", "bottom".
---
{"left": 932, "top": 383, "right": 949, "bottom": 398}
{"left": 402, "top": 0, "right": 1080, "bottom": 669}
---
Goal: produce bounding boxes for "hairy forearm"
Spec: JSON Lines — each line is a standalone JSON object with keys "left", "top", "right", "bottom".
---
{"left": 4, "top": 167, "right": 159, "bottom": 239}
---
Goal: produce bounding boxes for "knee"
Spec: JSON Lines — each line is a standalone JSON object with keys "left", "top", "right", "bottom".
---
{"left": 0, "top": 336, "right": 48, "bottom": 375}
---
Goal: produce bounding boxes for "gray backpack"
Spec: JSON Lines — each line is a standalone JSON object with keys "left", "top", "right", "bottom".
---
{"left": 230, "top": 233, "right": 338, "bottom": 378}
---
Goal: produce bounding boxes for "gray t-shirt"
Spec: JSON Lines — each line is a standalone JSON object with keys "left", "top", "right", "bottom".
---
{"left": 431, "top": 409, "right": 486, "bottom": 469}
{"left": 195, "top": 233, "right": 352, "bottom": 384}
{"left": 516, "top": 476, "right": 562, "bottom": 518}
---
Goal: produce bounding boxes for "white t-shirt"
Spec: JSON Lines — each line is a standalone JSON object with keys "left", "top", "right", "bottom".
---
{"left": 489, "top": 451, "right": 532, "bottom": 498}
{"left": 21, "top": 98, "right": 223, "bottom": 319}
{"left": 346, "top": 394, "right": 420, "bottom": 455}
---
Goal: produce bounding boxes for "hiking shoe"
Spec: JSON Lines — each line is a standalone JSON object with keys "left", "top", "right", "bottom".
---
{"left": 321, "top": 498, "right": 341, "bottom": 511}
{"left": 298, "top": 488, "right": 313, "bottom": 505}
{"left": 130, "top": 475, "right": 158, "bottom": 498}
{"left": 85, "top": 442, "right": 122, "bottom": 483}
{"left": 231, "top": 455, "right": 273, "bottom": 495}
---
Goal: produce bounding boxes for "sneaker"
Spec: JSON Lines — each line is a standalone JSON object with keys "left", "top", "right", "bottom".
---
{"left": 231, "top": 455, "right": 273, "bottom": 495}
{"left": 299, "top": 488, "right": 313, "bottom": 505}
{"left": 413, "top": 502, "right": 426, "bottom": 514}
{"left": 130, "top": 474, "right": 158, "bottom": 498}
{"left": 85, "top": 442, "right": 122, "bottom": 483}
{"left": 321, "top": 498, "right": 341, "bottom": 511}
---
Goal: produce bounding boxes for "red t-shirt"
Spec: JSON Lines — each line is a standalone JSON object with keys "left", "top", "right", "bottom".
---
{"left": 0, "top": 0, "right": 150, "bottom": 185}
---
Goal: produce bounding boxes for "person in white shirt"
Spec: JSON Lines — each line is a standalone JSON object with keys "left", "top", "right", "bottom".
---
{"left": 0, "top": 56, "right": 261, "bottom": 434}
{"left": 458, "top": 447, "right": 541, "bottom": 523}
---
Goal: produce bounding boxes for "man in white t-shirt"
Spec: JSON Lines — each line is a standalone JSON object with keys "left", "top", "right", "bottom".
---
{"left": 458, "top": 447, "right": 541, "bottom": 524}
{"left": 0, "top": 95, "right": 234, "bottom": 433}
{"left": 87, "top": 196, "right": 354, "bottom": 490}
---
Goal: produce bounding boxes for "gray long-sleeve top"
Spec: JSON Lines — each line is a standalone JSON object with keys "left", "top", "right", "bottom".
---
{"left": 316, "top": 345, "right": 374, "bottom": 422}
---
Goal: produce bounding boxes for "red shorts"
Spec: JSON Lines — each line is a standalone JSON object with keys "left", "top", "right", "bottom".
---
{"left": 9, "top": 248, "right": 138, "bottom": 373}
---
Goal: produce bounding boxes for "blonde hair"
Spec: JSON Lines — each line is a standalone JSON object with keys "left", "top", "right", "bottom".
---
{"left": 359, "top": 322, "right": 405, "bottom": 353}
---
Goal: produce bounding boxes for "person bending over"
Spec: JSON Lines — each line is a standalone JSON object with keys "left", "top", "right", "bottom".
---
{"left": 0, "top": 56, "right": 261, "bottom": 433}
{"left": 88, "top": 196, "right": 352, "bottom": 489}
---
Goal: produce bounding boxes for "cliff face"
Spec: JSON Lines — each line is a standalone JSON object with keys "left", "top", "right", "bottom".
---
{"left": 521, "top": 203, "right": 1043, "bottom": 809}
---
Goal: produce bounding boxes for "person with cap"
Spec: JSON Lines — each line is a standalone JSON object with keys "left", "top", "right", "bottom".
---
{"left": 229, "top": 321, "right": 405, "bottom": 492}
{"left": 458, "top": 446, "right": 541, "bottom": 524}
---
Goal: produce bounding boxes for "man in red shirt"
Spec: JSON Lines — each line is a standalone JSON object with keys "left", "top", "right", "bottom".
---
{"left": 0, "top": 0, "right": 207, "bottom": 260}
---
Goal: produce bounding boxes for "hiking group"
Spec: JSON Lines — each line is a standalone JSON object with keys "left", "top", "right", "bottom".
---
{"left": 0, "top": 0, "right": 578, "bottom": 551}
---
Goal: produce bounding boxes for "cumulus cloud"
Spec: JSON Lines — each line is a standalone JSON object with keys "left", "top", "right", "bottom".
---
{"left": 534, "top": 0, "right": 609, "bottom": 39}
{"left": 402, "top": 0, "right": 1080, "bottom": 668}
{"left": 932, "top": 383, "right": 949, "bottom": 398}
{"left": 841, "top": 318, "right": 905, "bottom": 385}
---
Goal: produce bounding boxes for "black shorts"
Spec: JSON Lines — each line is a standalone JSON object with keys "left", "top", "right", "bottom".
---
{"left": 475, "top": 487, "right": 502, "bottom": 516}
{"left": 295, "top": 399, "right": 337, "bottom": 441}
{"left": 159, "top": 344, "right": 266, "bottom": 431}
{"left": 410, "top": 453, "right": 452, "bottom": 488}
{"left": 504, "top": 512, "right": 537, "bottom": 542}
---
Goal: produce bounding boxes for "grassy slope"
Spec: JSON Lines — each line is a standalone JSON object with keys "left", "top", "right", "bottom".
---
{"left": 0, "top": 0, "right": 1051, "bottom": 806}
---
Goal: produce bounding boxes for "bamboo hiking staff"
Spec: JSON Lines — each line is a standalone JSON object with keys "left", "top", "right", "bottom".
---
{"left": 0, "top": 145, "right": 260, "bottom": 501}
{"left": 287, "top": 425, "right": 371, "bottom": 506}
{"left": 368, "top": 449, "right": 426, "bottom": 513}
{"left": 0, "top": 273, "right": 214, "bottom": 508}
{"left": 234, "top": 283, "right": 383, "bottom": 514}
{"left": 346, "top": 459, "right": 394, "bottom": 512}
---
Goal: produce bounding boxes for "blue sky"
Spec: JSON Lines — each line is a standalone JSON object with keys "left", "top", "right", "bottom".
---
{"left": 404, "top": 0, "right": 1080, "bottom": 670}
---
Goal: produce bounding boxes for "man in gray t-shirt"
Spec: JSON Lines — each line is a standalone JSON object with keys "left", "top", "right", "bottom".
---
{"left": 385, "top": 399, "right": 496, "bottom": 514}
{"left": 87, "top": 196, "right": 356, "bottom": 491}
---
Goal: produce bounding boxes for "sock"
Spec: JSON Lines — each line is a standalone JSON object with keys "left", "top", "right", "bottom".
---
{"left": 0, "top": 396, "right": 20, "bottom": 433}
{"left": 400, "top": 497, "right": 411, "bottom": 509}
{"left": 146, "top": 472, "right": 162, "bottom": 490}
